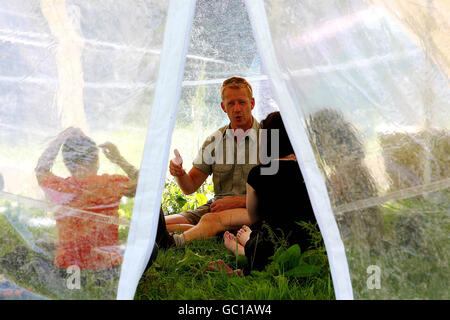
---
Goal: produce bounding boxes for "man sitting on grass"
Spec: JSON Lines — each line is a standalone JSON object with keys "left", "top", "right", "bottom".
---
{"left": 165, "top": 77, "right": 261, "bottom": 246}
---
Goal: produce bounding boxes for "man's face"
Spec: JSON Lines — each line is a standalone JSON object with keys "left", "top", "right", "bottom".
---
{"left": 221, "top": 87, "right": 255, "bottom": 130}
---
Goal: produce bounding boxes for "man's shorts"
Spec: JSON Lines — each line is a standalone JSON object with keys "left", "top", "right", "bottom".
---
{"left": 179, "top": 200, "right": 213, "bottom": 225}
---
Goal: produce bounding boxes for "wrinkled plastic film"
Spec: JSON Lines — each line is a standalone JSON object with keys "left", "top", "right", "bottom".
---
{"left": 1, "top": 0, "right": 448, "bottom": 301}
{"left": 256, "top": 0, "right": 449, "bottom": 299}
{"left": 245, "top": 0, "right": 354, "bottom": 300}
{"left": 117, "top": 0, "right": 197, "bottom": 300}
{"left": 367, "top": 0, "right": 450, "bottom": 84}
{"left": 0, "top": 0, "right": 168, "bottom": 299}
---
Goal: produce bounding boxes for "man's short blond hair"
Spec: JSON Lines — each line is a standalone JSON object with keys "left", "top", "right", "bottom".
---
{"left": 221, "top": 76, "right": 253, "bottom": 101}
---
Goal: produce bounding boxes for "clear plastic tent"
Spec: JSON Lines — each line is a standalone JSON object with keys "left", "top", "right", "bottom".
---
{"left": 0, "top": 0, "right": 169, "bottom": 299}
{"left": 0, "top": 0, "right": 448, "bottom": 300}
{"left": 247, "top": 0, "right": 449, "bottom": 300}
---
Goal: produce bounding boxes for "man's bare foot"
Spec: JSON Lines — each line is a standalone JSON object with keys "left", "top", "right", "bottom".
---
{"left": 237, "top": 225, "right": 251, "bottom": 246}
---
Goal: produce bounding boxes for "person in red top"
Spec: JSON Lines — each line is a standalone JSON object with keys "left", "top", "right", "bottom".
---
{"left": 35, "top": 127, "right": 138, "bottom": 270}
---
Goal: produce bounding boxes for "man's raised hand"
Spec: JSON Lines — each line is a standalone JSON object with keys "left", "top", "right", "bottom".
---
{"left": 169, "top": 149, "right": 186, "bottom": 177}
{"left": 173, "top": 149, "right": 183, "bottom": 165}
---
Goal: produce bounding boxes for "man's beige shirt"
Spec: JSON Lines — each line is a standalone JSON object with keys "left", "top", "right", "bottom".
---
{"left": 193, "top": 118, "right": 260, "bottom": 200}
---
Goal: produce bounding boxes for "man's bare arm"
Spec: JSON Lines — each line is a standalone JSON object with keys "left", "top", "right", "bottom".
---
{"left": 174, "top": 166, "right": 209, "bottom": 195}
{"left": 169, "top": 149, "right": 209, "bottom": 195}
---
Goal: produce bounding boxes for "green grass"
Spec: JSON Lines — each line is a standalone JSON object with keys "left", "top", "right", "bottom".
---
{"left": 135, "top": 234, "right": 334, "bottom": 300}
{"left": 0, "top": 200, "right": 125, "bottom": 300}
{"left": 0, "top": 213, "right": 23, "bottom": 257}
{"left": 135, "top": 180, "right": 335, "bottom": 300}
{"left": 342, "top": 189, "right": 449, "bottom": 299}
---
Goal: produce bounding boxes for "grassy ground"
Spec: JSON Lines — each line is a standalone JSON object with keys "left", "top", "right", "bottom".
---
{"left": 0, "top": 200, "right": 122, "bottom": 300}
{"left": 344, "top": 189, "right": 449, "bottom": 299}
{"left": 135, "top": 230, "right": 334, "bottom": 300}
{"left": 135, "top": 180, "right": 335, "bottom": 300}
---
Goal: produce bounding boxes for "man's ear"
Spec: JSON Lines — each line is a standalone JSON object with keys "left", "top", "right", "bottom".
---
{"left": 251, "top": 98, "right": 255, "bottom": 110}
{"left": 220, "top": 101, "right": 227, "bottom": 113}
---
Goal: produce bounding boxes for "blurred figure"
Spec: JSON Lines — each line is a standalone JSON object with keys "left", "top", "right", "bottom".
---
{"left": 306, "top": 108, "right": 382, "bottom": 249}
{"left": 35, "top": 127, "right": 138, "bottom": 270}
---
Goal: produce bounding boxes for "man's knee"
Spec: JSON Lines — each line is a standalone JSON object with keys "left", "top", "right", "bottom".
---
{"left": 198, "top": 213, "right": 222, "bottom": 232}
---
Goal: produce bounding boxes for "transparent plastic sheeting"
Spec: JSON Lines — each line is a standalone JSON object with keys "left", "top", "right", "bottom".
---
{"left": 255, "top": 0, "right": 449, "bottom": 299}
{"left": 117, "top": 0, "right": 196, "bottom": 299}
{"left": 246, "top": 0, "right": 354, "bottom": 299}
{"left": 1, "top": 0, "right": 449, "bottom": 301}
{"left": 119, "top": 0, "right": 277, "bottom": 300}
{"left": 0, "top": 0, "right": 169, "bottom": 299}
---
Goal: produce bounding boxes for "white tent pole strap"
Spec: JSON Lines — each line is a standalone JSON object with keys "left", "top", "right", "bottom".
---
{"left": 245, "top": 0, "right": 354, "bottom": 300}
{"left": 117, "top": 0, "right": 197, "bottom": 300}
